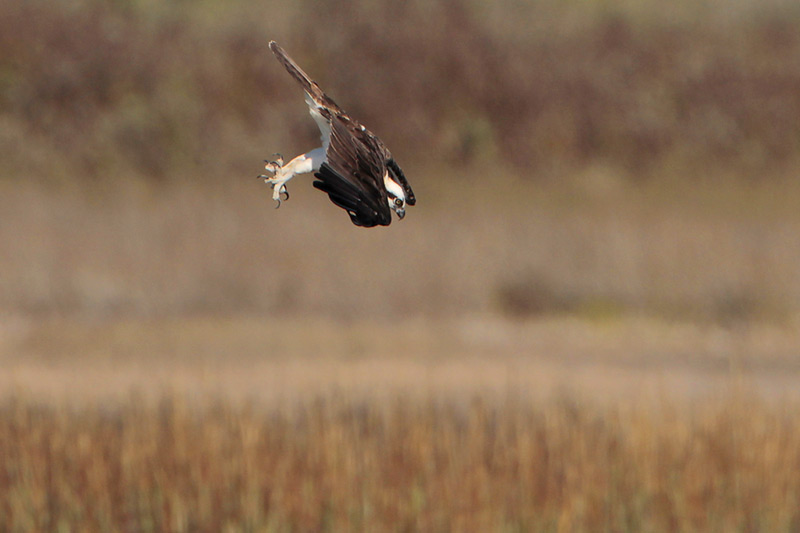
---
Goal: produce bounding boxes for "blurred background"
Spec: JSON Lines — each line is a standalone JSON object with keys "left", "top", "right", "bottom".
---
{"left": 2, "top": 0, "right": 800, "bottom": 529}
{"left": 2, "top": 0, "right": 800, "bottom": 395}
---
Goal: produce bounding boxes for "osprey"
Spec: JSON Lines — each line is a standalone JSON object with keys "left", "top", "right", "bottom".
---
{"left": 259, "top": 41, "right": 415, "bottom": 227}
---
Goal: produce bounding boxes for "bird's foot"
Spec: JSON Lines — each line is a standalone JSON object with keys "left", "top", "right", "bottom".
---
{"left": 258, "top": 154, "right": 290, "bottom": 208}
{"left": 257, "top": 175, "right": 290, "bottom": 208}
{"left": 271, "top": 180, "right": 290, "bottom": 207}
{"left": 257, "top": 176, "right": 290, "bottom": 208}
{"left": 262, "top": 153, "right": 284, "bottom": 174}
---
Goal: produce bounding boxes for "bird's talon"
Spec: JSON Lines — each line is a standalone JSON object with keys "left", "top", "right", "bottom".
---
{"left": 263, "top": 153, "right": 284, "bottom": 173}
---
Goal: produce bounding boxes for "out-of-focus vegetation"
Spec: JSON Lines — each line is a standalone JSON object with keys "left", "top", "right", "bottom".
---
{"left": 3, "top": 310, "right": 800, "bottom": 530}
{"left": 2, "top": 0, "right": 800, "bottom": 320}
{"left": 2, "top": 2, "right": 800, "bottom": 530}
{"left": 2, "top": 393, "right": 799, "bottom": 531}
{"left": 2, "top": 0, "right": 800, "bottom": 184}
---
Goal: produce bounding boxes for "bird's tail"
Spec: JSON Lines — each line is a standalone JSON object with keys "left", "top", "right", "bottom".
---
{"left": 269, "top": 41, "right": 318, "bottom": 98}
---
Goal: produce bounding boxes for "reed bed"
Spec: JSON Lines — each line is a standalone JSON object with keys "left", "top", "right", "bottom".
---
{"left": 2, "top": 393, "right": 798, "bottom": 531}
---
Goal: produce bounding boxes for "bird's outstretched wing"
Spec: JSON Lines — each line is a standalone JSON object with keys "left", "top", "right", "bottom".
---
{"left": 269, "top": 41, "right": 342, "bottom": 114}
{"left": 313, "top": 116, "right": 392, "bottom": 227}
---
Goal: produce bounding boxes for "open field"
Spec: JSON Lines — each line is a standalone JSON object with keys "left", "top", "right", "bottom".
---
{"left": 3, "top": 389, "right": 800, "bottom": 531}
{"left": 3, "top": 176, "right": 800, "bottom": 321}
{"left": 3, "top": 0, "right": 800, "bottom": 530}
{"left": 2, "top": 310, "right": 800, "bottom": 529}
{"left": 3, "top": 314, "right": 800, "bottom": 404}
{"left": 2, "top": 315, "right": 800, "bottom": 531}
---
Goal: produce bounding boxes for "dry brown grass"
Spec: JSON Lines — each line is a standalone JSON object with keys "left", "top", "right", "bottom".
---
{"left": 2, "top": 314, "right": 799, "bottom": 530}
{"left": 1, "top": 391, "right": 799, "bottom": 532}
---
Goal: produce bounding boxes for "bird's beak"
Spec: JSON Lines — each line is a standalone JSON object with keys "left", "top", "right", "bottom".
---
{"left": 397, "top": 209, "right": 405, "bottom": 220}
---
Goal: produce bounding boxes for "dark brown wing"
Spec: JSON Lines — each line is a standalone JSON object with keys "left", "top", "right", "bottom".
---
{"left": 313, "top": 116, "right": 392, "bottom": 227}
{"left": 269, "top": 41, "right": 343, "bottom": 114}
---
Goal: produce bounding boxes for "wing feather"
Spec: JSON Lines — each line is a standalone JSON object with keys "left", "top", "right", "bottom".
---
{"left": 313, "top": 164, "right": 391, "bottom": 227}
{"left": 313, "top": 117, "right": 392, "bottom": 227}
{"left": 269, "top": 41, "right": 342, "bottom": 113}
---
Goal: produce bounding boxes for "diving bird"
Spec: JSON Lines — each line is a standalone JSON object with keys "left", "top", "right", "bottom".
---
{"left": 259, "top": 41, "right": 415, "bottom": 227}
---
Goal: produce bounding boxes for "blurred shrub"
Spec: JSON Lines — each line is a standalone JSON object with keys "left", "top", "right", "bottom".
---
{"left": 495, "top": 276, "right": 625, "bottom": 319}
{"left": 2, "top": 0, "right": 800, "bottom": 183}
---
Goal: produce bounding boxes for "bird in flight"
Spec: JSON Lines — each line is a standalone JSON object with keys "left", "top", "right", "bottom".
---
{"left": 259, "top": 41, "right": 415, "bottom": 227}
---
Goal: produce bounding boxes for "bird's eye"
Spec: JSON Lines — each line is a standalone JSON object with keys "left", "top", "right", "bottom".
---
{"left": 394, "top": 198, "right": 403, "bottom": 208}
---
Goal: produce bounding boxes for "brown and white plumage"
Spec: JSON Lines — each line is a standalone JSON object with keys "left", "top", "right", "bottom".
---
{"left": 260, "top": 41, "right": 415, "bottom": 227}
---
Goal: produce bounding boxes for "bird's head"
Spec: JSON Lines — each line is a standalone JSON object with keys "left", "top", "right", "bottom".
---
{"left": 383, "top": 173, "right": 407, "bottom": 219}
{"left": 384, "top": 159, "right": 415, "bottom": 220}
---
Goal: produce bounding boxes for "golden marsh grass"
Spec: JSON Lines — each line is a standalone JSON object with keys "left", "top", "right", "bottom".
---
{"left": 2, "top": 391, "right": 799, "bottom": 531}
{"left": 2, "top": 316, "right": 800, "bottom": 530}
